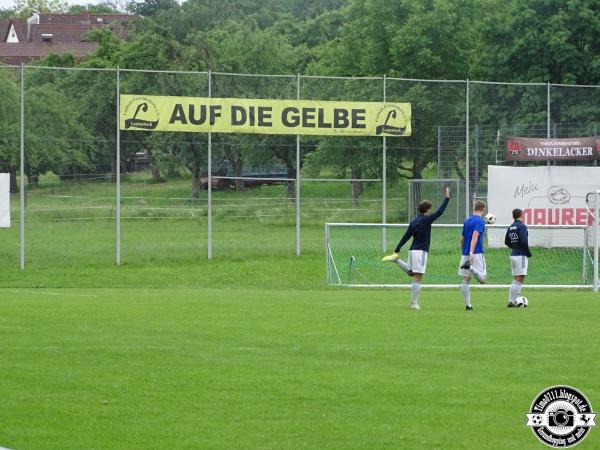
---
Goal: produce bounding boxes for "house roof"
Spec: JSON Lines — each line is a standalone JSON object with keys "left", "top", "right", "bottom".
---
{"left": 0, "top": 42, "right": 98, "bottom": 65}
{"left": 0, "top": 12, "right": 137, "bottom": 65}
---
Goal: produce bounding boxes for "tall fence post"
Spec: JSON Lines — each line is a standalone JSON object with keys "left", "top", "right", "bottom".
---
{"left": 19, "top": 63, "right": 25, "bottom": 271}
{"left": 208, "top": 70, "right": 213, "bottom": 260}
{"left": 382, "top": 75, "right": 387, "bottom": 253}
{"left": 547, "top": 82, "right": 551, "bottom": 166}
{"left": 116, "top": 67, "right": 121, "bottom": 266}
{"left": 465, "top": 79, "right": 470, "bottom": 217}
{"left": 296, "top": 73, "right": 301, "bottom": 256}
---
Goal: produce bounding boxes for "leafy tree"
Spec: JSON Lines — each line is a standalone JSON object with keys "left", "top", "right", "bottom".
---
{"left": 0, "top": 69, "right": 20, "bottom": 192}
{"left": 24, "top": 85, "right": 97, "bottom": 183}
{"left": 14, "top": 0, "right": 69, "bottom": 16}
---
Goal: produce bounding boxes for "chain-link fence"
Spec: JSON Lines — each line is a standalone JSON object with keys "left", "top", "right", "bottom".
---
{"left": 1, "top": 65, "right": 599, "bottom": 267}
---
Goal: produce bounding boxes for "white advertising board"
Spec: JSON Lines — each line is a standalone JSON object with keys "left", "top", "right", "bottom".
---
{"left": 487, "top": 166, "right": 600, "bottom": 247}
{"left": 0, "top": 173, "right": 10, "bottom": 228}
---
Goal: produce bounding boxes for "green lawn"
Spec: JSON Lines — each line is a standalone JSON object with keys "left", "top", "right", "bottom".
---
{"left": 1, "top": 288, "right": 599, "bottom": 450}
{"left": 0, "top": 175, "right": 599, "bottom": 449}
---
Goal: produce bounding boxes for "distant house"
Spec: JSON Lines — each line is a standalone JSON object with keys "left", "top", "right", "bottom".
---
{"left": 0, "top": 11, "right": 137, "bottom": 65}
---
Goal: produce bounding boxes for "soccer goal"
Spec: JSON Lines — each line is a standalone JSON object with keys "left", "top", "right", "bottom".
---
{"left": 325, "top": 222, "right": 598, "bottom": 289}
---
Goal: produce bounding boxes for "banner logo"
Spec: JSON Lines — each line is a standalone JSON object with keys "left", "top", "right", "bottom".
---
{"left": 375, "top": 105, "right": 408, "bottom": 136}
{"left": 525, "top": 385, "right": 596, "bottom": 448}
{"left": 508, "top": 139, "right": 522, "bottom": 155}
{"left": 122, "top": 97, "right": 160, "bottom": 130}
{"left": 547, "top": 186, "right": 571, "bottom": 205}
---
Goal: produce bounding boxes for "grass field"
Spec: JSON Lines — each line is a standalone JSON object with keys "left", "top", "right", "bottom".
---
{"left": 1, "top": 174, "right": 599, "bottom": 449}
{"left": 1, "top": 288, "right": 599, "bottom": 449}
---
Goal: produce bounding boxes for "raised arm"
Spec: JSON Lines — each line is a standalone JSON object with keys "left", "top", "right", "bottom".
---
{"left": 427, "top": 187, "right": 451, "bottom": 223}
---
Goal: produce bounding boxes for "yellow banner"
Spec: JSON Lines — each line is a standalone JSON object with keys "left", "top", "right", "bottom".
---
{"left": 120, "top": 95, "right": 411, "bottom": 137}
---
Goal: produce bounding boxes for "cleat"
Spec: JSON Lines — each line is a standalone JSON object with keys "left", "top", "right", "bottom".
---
{"left": 466, "top": 305, "right": 473, "bottom": 311}
{"left": 460, "top": 260, "right": 471, "bottom": 270}
{"left": 409, "top": 303, "right": 421, "bottom": 310}
{"left": 507, "top": 302, "right": 516, "bottom": 308}
{"left": 382, "top": 253, "right": 399, "bottom": 262}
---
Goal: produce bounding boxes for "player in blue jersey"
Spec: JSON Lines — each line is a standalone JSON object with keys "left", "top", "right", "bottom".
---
{"left": 382, "top": 187, "right": 450, "bottom": 310}
{"left": 458, "top": 200, "right": 488, "bottom": 310}
{"left": 504, "top": 208, "right": 532, "bottom": 307}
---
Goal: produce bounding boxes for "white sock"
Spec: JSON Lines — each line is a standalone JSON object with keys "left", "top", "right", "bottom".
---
{"left": 469, "top": 267, "right": 486, "bottom": 284}
{"left": 460, "top": 282, "right": 471, "bottom": 307}
{"left": 509, "top": 281, "right": 522, "bottom": 303}
{"left": 396, "top": 259, "right": 409, "bottom": 274}
{"left": 411, "top": 282, "right": 421, "bottom": 305}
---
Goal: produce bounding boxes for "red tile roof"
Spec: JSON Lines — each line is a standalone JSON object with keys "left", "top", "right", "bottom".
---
{"left": 0, "top": 12, "right": 136, "bottom": 65}
{"left": 0, "top": 42, "right": 98, "bottom": 65}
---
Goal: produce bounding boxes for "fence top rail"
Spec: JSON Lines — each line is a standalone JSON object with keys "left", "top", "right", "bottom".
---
{"left": 386, "top": 76, "right": 466, "bottom": 84}
{"left": 212, "top": 71, "right": 296, "bottom": 79}
{"left": 24, "top": 65, "right": 117, "bottom": 73}
{"left": 326, "top": 222, "right": 588, "bottom": 230}
{"left": 4, "top": 64, "right": 600, "bottom": 88}
{"left": 550, "top": 82, "right": 600, "bottom": 89}
{"left": 120, "top": 68, "right": 208, "bottom": 75}
{"left": 469, "top": 79, "right": 547, "bottom": 87}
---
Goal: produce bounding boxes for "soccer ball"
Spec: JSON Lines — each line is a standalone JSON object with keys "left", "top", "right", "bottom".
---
{"left": 515, "top": 296, "right": 528, "bottom": 308}
{"left": 485, "top": 213, "right": 497, "bottom": 224}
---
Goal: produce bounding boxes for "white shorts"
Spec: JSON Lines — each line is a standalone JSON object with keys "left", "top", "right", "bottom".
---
{"left": 407, "top": 250, "right": 428, "bottom": 274}
{"left": 510, "top": 255, "right": 528, "bottom": 276}
{"left": 458, "top": 253, "right": 487, "bottom": 277}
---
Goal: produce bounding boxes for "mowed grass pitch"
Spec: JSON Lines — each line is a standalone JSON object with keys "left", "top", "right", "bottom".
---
{"left": 1, "top": 288, "right": 599, "bottom": 450}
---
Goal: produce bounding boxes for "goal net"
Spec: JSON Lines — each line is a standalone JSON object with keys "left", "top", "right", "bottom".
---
{"left": 585, "top": 191, "right": 600, "bottom": 292}
{"left": 325, "top": 223, "right": 595, "bottom": 288}
{"left": 408, "top": 179, "right": 466, "bottom": 224}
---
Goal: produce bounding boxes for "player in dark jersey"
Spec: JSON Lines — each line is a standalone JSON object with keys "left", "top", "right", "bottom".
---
{"left": 504, "top": 208, "right": 532, "bottom": 307}
{"left": 458, "top": 200, "right": 488, "bottom": 311}
{"left": 382, "top": 187, "right": 450, "bottom": 310}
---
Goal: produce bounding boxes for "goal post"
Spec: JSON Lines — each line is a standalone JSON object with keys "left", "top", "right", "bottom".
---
{"left": 325, "top": 222, "right": 596, "bottom": 289}
{"left": 585, "top": 190, "right": 600, "bottom": 292}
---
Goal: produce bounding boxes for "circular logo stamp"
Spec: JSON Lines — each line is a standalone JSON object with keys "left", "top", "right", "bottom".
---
{"left": 526, "top": 385, "right": 596, "bottom": 448}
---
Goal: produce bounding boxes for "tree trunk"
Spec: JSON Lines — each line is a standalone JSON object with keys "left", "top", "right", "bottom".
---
{"left": 190, "top": 166, "right": 202, "bottom": 199}
{"left": 350, "top": 168, "right": 363, "bottom": 208}
{"left": 9, "top": 167, "right": 18, "bottom": 194}
{"left": 232, "top": 157, "right": 245, "bottom": 192}
{"left": 111, "top": 147, "right": 117, "bottom": 182}
{"left": 151, "top": 164, "right": 161, "bottom": 182}
{"left": 27, "top": 174, "right": 39, "bottom": 187}
{"left": 285, "top": 162, "right": 296, "bottom": 202}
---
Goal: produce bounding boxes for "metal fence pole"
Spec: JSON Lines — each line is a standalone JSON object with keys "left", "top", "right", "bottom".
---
{"left": 382, "top": 75, "right": 387, "bottom": 253}
{"left": 19, "top": 63, "right": 25, "bottom": 271}
{"left": 208, "top": 70, "right": 213, "bottom": 260}
{"left": 116, "top": 67, "right": 121, "bottom": 266}
{"left": 595, "top": 190, "right": 599, "bottom": 292}
{"left": 465, "top": 79, "right": 470, "bottom": 217}
{"left": 296, "top": 73, "right": 301, "bottom": 256}
{"left": 547, "top": 82, "right": 551, "bottom": 167}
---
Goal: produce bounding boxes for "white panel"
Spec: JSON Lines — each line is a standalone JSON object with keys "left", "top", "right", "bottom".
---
{"left": 0, "top": 173, "right": 10, "bottom": 227}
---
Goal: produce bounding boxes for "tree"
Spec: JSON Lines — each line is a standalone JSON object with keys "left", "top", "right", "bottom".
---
{"left": 0, "top": 69, "right": 20, "bottom": 193}
{"left": 14, "top": 0, "right": 69, "bottom": 16}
